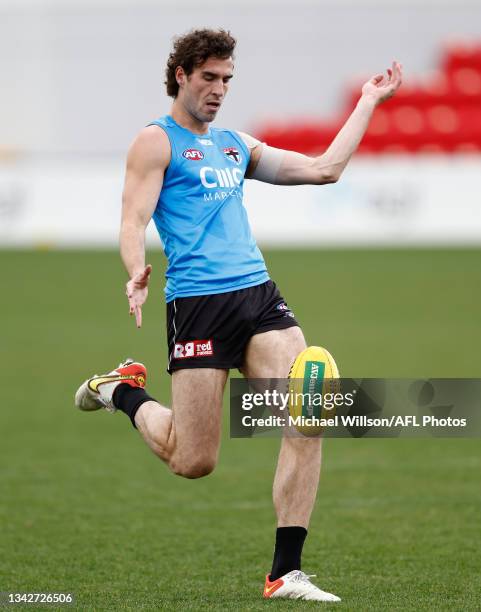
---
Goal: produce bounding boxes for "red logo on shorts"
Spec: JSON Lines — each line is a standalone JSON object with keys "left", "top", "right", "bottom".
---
{"left": 173, "top": 339, "right": 214, "bottom": 359}
{"left": 182, "top": 148, "right": 204, "bottom": 161}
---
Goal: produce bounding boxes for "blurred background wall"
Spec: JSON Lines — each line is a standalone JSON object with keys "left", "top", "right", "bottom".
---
{"left": 1, "top": 0, "right": 480, "bottom": 246}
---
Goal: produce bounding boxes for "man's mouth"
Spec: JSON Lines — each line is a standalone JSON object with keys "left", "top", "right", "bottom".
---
{"left": 206, "top": 101, "right": 221, "bottom": 111}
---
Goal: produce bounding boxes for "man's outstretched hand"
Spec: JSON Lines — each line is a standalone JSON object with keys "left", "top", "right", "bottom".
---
{"left": 362, "top": 61, "right": 403, "bottom": 105}
{"left": 126, "top": 264, "right": 152, "bottom": 328}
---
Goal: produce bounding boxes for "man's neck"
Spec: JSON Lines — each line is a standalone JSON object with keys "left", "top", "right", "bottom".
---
{"left": 171, "top": 101, "right": 210, "bottom": 135}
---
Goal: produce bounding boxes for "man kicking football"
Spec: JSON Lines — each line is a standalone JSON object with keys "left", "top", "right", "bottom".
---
{"left": 75, "top": 29, "right": 402, "bottom": 601}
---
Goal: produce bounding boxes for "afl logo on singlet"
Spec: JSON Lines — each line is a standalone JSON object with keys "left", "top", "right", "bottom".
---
{"left": 182, "top": 148, "right": 204, "bottom": 161}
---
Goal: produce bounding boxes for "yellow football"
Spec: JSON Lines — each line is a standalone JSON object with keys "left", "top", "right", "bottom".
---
{"left": 288, "top": 346, "right": 340, "bottom": 436}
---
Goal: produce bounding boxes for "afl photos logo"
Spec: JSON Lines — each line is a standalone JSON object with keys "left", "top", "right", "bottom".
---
{"left": 223, "top": 147, "right": 241, "bottom": 164}
{"left": 182, "top": 148, "right": 204, "bottom": 161}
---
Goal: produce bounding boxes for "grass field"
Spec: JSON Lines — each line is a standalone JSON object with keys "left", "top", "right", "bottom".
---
{"left": 1, "top": 248, "right": 480, "bottom": 611}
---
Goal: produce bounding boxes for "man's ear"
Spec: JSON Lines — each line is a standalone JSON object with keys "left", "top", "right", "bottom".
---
{"left": 175, "top": 66, "right": 185, "bottom": 89}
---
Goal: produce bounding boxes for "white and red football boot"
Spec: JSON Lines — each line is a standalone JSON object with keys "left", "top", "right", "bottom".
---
{"left": 263, "top": 570, "right": 341, "bottom": 602}
{"left": 74, "top": 358, "right": 147, "bottom": 413}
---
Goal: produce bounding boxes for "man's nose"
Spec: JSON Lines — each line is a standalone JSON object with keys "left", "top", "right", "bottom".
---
{"left": 212, "top": 79, "right": 224, "bottom": 97}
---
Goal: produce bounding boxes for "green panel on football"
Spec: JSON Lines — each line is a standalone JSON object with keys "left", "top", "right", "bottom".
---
{"left": 302, "top": 361, "right": 325, "bottom": 419}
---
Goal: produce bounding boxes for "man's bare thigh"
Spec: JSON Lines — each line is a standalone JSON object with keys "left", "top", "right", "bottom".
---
{"left": 242, "top": 327, "right": 307, "bottom": 379}
{"left": 171, "top": 368, "right": 228, "bottom": 451}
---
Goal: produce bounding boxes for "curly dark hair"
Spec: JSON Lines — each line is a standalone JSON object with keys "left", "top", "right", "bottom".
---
{"left": 165, "top": 28, "right": 236, "bottom": 98}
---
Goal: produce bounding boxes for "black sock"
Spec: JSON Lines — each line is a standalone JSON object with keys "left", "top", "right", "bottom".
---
{"left": 112, "top": 384, "right": 156, "bottom": 429}
{"left": 270, "top": 526, "right": 307, "bottom": 581}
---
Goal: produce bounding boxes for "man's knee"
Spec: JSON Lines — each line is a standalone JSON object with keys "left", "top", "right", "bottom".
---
{"left": 169, "top": 455, "right": 217, "bottom": 479}
{"left": 283, "top": 435, "right": 322, "bottom": 457}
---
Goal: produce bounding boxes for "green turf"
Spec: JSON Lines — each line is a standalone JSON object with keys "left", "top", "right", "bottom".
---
{"left": 1, "top": 249, "right": 480, "bottom": 611}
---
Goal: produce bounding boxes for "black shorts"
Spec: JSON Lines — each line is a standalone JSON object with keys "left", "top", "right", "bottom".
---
{"left": 166, "top": 280, "right": 299, "bottom": 373}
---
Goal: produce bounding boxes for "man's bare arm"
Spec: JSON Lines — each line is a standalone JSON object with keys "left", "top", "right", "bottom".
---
{"left": 244, "top": 61, "right": 402, "bottom": 186}
{"left": 120, "top": 125, "right": 170, "bottom": 326}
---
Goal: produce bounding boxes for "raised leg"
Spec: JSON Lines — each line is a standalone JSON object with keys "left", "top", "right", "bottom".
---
{"left": 134, "top": 368, "right": 228, "bottom": 478}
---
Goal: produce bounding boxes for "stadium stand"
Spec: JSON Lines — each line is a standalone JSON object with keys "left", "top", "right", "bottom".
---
{"left": 255, "top": 41, "right": 481, "bottom": 154}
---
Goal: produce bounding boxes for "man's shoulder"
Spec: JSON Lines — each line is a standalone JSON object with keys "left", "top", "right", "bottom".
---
{"left": 148, "top": 115, "right": 170, "bottom": 128}
{"left": 211, "top": 126, "right": 253, "bottom": 151}
{"left": 212, "top": 126, "right": 259, "bottom": 143}
{"left": 211, "top": 125, "right": 240, "bottom": 138}
{"left": 127, "top": 124, "right": 171, "bottom": 169}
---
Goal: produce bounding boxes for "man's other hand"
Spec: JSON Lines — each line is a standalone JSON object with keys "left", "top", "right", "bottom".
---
{"left": 126, "top": 264, "right": 152, "bottom": 328}
{"left": 362, "top": 61, "right": 403, "bottom": 105}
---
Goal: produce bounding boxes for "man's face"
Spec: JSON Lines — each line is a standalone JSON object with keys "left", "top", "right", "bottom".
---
{"left": 177, "top": 56, "right": 234, "bottom": 123}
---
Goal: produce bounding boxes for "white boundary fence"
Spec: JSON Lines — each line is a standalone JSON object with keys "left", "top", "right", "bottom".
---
{"left": 1, "top": 156, "right": 480, "bottom": 247}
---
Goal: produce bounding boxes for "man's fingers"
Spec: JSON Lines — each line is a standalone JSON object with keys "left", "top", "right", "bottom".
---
{"left": 397, "top": 62, "right": 403, "bottom": 85}
{"left": 392, "top": 61, "right": 402, "bottom": 87}
{"left": 364, "top": 61, "right": 402, "bottom": 104}
{"left": 135, "top": 305, "right": 142, "bottom": 328}
{"left": 127, "top": 291, "right": 143, "bottom": 326}
{"left": 380, "top": 62, "right": 402, "bottom": 94}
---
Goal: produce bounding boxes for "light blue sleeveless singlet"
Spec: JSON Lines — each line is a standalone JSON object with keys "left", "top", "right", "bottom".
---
{"left": 149, "top": 115, "right": 269, "bottom": 302}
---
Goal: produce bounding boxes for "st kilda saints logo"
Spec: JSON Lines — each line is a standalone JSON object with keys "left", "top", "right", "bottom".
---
{"left": 223, "top": 147, "right": 241, "bottom": 164}
{"left": 182, "top": 148, "right": 204, "bottom": 161}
